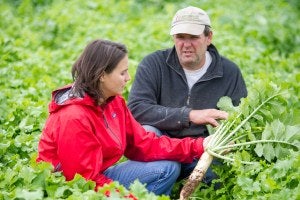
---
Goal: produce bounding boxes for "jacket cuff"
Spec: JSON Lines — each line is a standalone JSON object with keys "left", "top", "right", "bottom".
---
{"left": 181, "top": 107, "right": 192, "bottom": 128}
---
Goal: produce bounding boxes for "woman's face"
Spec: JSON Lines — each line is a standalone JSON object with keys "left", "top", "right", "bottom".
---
{"left": 100, "top": 55, "right": 131, "bottom": 99}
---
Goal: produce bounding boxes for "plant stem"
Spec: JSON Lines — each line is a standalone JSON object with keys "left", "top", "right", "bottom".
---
{"left": 212, "top": 139, "right": 299, "bottom": 152}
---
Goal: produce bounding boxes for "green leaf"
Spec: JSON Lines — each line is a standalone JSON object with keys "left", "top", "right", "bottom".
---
{"left": 254, "top": 143, "right": 263, "bottom": 157}
{"left": 263, "top": 143, "right": 275, "bottom": 162}
{"left": 241, "top": 150, "right": 251, "bottom": 162}
{"left": 274, "top": 143, "right": 290, "bottom": 159}
{"left": 261, "top": 124, "right": 272, "bottom": 140}
{"left": 285, "top": 125, "right": 300, "bottom": 143}
{"left": 54, "top": 185, "right": 72, "bottom": 198}
{"left": 129, "top": 180, "right": 149, "bottom": 197}
{"left": 237, "top": 177, "right": 260, "bottom": 193}
{"left": 270, "top": 119, "right": 285, "bottom": 140}
{"left": 15, "top": 188, "right": 44, "bottom": 200}
{"left": 217, "top": 96, "right": 235, "bottom": 112}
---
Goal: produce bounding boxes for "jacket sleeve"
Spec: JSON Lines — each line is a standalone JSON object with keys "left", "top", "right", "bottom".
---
{"left": 38, "top": 114, "right": 112, "bottom": 189}
{"left": 123, "top": 104, "right": 204, "bottom": 163}
{"left": 127, "top": 54, "right": 191, "bottom": 130}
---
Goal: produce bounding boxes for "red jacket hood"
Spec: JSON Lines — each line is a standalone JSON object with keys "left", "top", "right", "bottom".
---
{"left": 49, "top": 85, "right": 94, "bottom": 113}
{"left": 48, "top": 85, "right": 115, "bottom": 114}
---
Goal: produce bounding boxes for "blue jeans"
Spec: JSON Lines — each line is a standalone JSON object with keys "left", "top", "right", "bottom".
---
{"left": 103, "top": 160, "right": 181, "bottom": 195}
{"left": 143, "top": 125, "right": 219, "bottom": 185}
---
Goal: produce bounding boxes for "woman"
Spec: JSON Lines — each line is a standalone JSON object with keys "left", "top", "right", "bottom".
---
{"left": 37, "top": 39, "right": 211, "bottom": 195}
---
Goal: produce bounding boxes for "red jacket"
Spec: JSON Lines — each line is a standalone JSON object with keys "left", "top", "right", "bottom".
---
{"left": 37, "top": 85, "right": 204, "bottom": 189}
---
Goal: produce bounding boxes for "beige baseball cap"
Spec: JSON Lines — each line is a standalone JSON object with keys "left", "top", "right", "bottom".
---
{"left": 170, "top": 6, "right": 211, "bottom": 35}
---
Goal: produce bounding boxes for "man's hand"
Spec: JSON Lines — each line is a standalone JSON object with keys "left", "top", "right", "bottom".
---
{"left": 189, "top": 109, "right": 228, "bottom": 127}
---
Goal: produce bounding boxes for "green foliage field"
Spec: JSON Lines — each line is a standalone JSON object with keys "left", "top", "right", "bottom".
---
{"left": 1, "top": 0, "right": 299, "bottom": 199}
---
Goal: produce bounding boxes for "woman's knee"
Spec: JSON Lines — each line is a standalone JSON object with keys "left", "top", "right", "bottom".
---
{"left": 147, "top": 161, "right": 181, "bottom": 195}
{"left": 161, "top": 160, "right": 181, "bottom": 179}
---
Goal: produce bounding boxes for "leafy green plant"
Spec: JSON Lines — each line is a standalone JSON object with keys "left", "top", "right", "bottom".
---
{"left": 181, "top": 81, "right": 299, "bottom": 199}
{"left": 208, "top": 82, "right": 299, "bottom": 163}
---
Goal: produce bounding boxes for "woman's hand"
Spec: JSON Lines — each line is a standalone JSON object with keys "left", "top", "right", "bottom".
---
{"left": 203, "top": 135, "right": 213, "bottom": 151}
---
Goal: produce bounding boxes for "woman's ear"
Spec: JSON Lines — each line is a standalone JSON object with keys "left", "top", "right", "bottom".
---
{"left": 100, "top": 73, "right": 105, "bottom": 82}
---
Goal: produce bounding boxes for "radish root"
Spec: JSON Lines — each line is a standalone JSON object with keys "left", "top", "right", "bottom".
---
{"left": 179, "top": 152, "right": 213, "bottom": 200}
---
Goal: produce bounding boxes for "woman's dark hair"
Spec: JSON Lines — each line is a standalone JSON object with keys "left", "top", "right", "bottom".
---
{"left": 71, "top": 39, "right": 127, "bottom": 104}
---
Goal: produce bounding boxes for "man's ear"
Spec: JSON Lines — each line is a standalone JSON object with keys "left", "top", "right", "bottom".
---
{"left": 207, "top": 31, "right": 213, "bottom": 45}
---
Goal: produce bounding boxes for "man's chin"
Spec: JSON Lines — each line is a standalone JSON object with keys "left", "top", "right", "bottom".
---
{"left": 181, "top": 60, "right": 195, "bottom": 67}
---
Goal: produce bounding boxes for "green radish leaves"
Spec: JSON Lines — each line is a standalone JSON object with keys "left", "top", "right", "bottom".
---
{"left": 210, "top": 81, "right": 299, "bottom": 164}
{"left": 255, "top": 121, "right": 300, "bottom": 162}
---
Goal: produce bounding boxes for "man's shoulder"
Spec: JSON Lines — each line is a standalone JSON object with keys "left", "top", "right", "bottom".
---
{"left": 220, "top": 56, "right": 240, "bottom": 70}
{"left": 217, "top": 56, "right": 244, "bottom": 78}
{"left": 208, "top": 44, "right": 240, "bottom": 70}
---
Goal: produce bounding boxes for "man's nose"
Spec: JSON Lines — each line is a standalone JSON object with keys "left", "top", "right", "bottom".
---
{"left": 182, "top": 39, "right": 192, "bottom": 47}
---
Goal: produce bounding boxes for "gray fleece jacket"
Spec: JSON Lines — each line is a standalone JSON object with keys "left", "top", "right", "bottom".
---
{"left": 128, "top": 44, "right": 247, "bottom": 138}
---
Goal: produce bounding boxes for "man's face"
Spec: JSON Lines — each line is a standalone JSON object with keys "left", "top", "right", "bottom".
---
{"left": 173, "top": 33, "right": 212, "bottom": 70}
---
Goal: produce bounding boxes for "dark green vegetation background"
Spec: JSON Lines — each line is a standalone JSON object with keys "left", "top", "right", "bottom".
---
{"left": 1, "top": 0, "right": 299, "bottom": 199}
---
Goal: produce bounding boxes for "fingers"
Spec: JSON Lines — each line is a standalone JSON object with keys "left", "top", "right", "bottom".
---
{"left": 189, "top": 109, "right": 228, "bottom": 126}
{"left": 216, "top": 110, "right": 229, "bottom": 120}
{"left": 207, "top": 118, "right": 219, "bottom": 127}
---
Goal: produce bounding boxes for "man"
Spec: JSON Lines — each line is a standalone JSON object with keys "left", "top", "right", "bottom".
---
{"left": 128, "top": 6, "right": 247, "bottom": 183}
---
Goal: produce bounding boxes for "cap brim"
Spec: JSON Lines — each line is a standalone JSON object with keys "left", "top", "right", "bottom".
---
{"left": 170, "top": 24, "right": 205, "bottom": 35}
